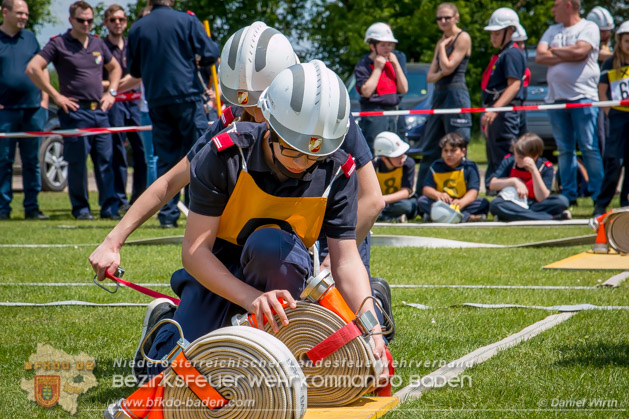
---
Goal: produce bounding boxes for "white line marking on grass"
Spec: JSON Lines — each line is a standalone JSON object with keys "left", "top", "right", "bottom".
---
{"left": 0, "top": 243, "right": 92, "bottom": 248}
{"left": 371, "top": 234, "right": 594, "bottom": 248}
{"left": 394, "top": 312, "right": 575, "bottom": 402}
{"left": 0, "top": 282, "right": 170, "bottom": 287}
{"left": 402, "top": 302, "right": 629, "bottom": 311}
{"left": 375, "top": 220, "right": 589, "bottom": 228}
{"left": 392, "top": 284, "right": 597, "bottom": 290}
{"left": 599, "top": 271, "right": 629, "bottom": 288}
{"left": 0, "top": 300, "right": 147, "bottom": 307}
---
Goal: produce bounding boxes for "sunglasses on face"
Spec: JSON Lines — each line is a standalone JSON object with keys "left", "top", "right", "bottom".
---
{"left": 108, "top": 17, "right": 127, "bottom": 23}
{"left": 435, "top": 16, "right": 454, "bottom": 22}
{"left": 270, "top": 129, "right": 328, "bottom": 162}
{"left": 74, "top": 17, "right": 94, "bottom": 24}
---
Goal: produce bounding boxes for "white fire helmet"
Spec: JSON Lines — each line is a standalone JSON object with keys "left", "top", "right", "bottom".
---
{"left": 512, "top": 23, "right": 528, "bottom": 42}
{"left": 364, "top": 22, "right": 398, "bottom": 43}
{"left": 219, "top": 22, "right": 299, "bottom": 108}
{"left": 259, "top": 60, "right": 350, "bottom": 157}
{"left": 374, "top": 131, "right": 409, "bottom": 158}
{"left": 430, "top": 201, "right": 463, "bottom": 224}
{"left": 586, "top": 6, "right": 614, "bottom": 30}
{"left": 484, "top": 8, "right": 520, "bottom": 31}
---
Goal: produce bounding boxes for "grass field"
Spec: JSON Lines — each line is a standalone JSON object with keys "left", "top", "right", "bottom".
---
{"left": 1, "top": 190, "right": 628, "bottom": 418}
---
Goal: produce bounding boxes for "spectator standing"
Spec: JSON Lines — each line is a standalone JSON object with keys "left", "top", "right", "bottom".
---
{"left": 586, "top": 6, "right": 615, "bottom": 65}
{"left": 0, "top": 0, "right": 48, "bottom": 220}
{"left": 103, "top": 4, "right": 146, "bottom": 210}
{"left": 127, "top": 0, "right": 219, "bottom": 228}
{"left": 594, "top": 21, "right": 629, "bottom": 217}
{"left": 417, "top": 2, "right": 472, "bottom": 192}
{"left": 26, "top": 0, "right": 122, "bottom": 220}
{"left": 512, "top": 23, "right": 528, "bottom": 50}
{"left": 536, "top": 0, "right": 604, "bottom": 205}
{"left": 354, "top": 22, "right": 408, "bottom": 153}
{"left": 481, "top": 8, "right": 528, "bottom": 185}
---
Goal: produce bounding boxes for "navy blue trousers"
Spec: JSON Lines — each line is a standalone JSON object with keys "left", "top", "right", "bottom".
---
{"left": 58, "top": 108, "right": 118, "bottom": 218}
{"left": 108, "top": 101, "right": 146, "bottom": 205}
{"left": 490, "top": 195, "right": 569, "bottom": 221}
{"left": 0, "top": 107, "right": 47, "bottom": 215}
{"left": 484, "top": 110, "right": 527, "bottom": 188}
{"left": 417, "top": 195, "right": 489, "bottom": 222}
{"left": 149, "top": 100, "right": 208, "bottom": 225}
{"left": 595, "top": 109, "right": 629, "bottom": 210}
{"left": 379, "top": 198, "right": 418, "bottom": 220}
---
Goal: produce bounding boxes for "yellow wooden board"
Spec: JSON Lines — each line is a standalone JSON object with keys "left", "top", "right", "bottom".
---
{"left": 303, "top": 397, "right": 399, "bottom": 419}
{"left": 544, "top": 251, "right": 629, "bottom": 270}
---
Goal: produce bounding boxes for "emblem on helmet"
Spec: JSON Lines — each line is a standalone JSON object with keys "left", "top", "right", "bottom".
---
{"left": 308, "top": 137, "right": 322, "bottom": 153}
{"left": 237, "top": 91, "right": 249, "bottom": 105}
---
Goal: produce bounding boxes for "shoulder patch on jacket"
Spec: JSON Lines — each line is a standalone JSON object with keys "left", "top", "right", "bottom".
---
{"left": 186, "top": 10, "right": 196, "bottom": 15}
{"left": 220, "top": 106, "right": 235, "bottom": 126}
{"left": 212, "top": 132, "right": 235, "bottom": 152}
{"left": 544, "top": 160, "right": 553, "bottom": 167}
{"left": 341, "top": 154, "right": 356, "bottom": 178}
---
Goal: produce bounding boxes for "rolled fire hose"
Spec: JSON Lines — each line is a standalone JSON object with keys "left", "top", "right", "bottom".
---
{"left": 161, "top": 326, "right": 307, "bottom": 419}
{"left": 237, "top": 301, "right": 383, "bottom": 407}
{"left": 605, "top": 208, "right": 629, "bottom": 254}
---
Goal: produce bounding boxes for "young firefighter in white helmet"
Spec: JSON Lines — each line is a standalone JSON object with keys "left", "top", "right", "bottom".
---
{"left": 354, "top": 22, "right": 408, "bottom": 152}
{"left": 587, "top": 6, "right": 615, "bottom": 64}
{"left": 480, "top": 7, "right": 528, "bottom": 186}
{"left": 145, "top": 60, "right": 388, "bottom": 378}
{"left": 89, "top": 23, "right": 389, "bottom": 380}
{"left": 372, "top": 131, "right": 417, "bottom": 222}
{"left": 512, "top": 23, "right": 527, "bottom": 50}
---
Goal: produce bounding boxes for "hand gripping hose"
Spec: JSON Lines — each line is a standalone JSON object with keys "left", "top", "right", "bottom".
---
{"left": 107, "top": 326, "right": 306, "bottom": 419}
{"left": 237, "top": 300, "right": 384, "bottom": 407}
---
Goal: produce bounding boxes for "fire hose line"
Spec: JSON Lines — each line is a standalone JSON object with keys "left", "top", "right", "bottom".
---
{"left": 604, "top": 208, "right": 629, "bottom": 254}
{"left": 242, "top": 301, "right": 383, "bottom": 407}
{"left": 160, "top": 326, "right": 307, "bottom": 419}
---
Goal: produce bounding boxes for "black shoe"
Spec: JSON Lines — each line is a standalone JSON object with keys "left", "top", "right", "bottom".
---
{"left": 101, "top": 213, "right": 122, "bottom": 220}
{"left": 370, "top": 277, "right": 395, "bottom": 343}
{"left": 569, "top": 200, "right": 578, "bottom": 207}
{"left": 0, "top": 212, "right": 9, "bottom": 220}
{"left": 133, "top": 298, "right": 177, "bottom": 382}
{"left": 160, "top": 221, "right": 178, "bottom": 229}
{"left": 75, "top": 212, "right": 95, "bottom": 220}
{"left": 25, "top": 210, "right": 49, "bottom": 220}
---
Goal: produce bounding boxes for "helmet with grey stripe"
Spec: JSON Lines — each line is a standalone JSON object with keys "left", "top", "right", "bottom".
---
{"left": 259, "top": 60, "right": 350, "bottom": 157}
{"left": 219, "top": 22, "right": 299, "bottom": 108}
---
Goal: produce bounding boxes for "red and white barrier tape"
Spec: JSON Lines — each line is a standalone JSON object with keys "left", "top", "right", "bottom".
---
{"left": 2, "top": 99, "right": 628, "bottom": 139}
{"left": 115, "top": 92, "right": 141, "bottom": 102}
{"left": 0, "top": 125, "right": 151, "bottom": 139}
{"left": 351, "top": 99, "right": 629, "bottom": 117}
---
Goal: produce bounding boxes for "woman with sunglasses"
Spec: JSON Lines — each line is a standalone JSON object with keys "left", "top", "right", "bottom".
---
{"left": 416, "top": 2, "right": 472, "bottom": 192}
{"left": 146, "top": 60, "right": 389, "bottom": 379}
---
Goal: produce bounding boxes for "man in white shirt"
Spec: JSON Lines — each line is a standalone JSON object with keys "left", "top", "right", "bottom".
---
{"left": 536, "top": 0, "right": 604, "bottom": 205}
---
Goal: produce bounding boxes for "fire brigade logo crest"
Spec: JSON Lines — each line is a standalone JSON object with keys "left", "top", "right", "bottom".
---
{"left": 93, "top": 51, "right": 102, "bottom": 65}
{"left": 309, "top": 137, "right": 322, "bottom": 153}
{"left": 35, "top": 375, "right": 60, "bottom": 408}
{"left": 237, "top": 91, "right": 249, "bottom": 105}
{"left": 21, "top": 344, "right": 97, "bottom": 414}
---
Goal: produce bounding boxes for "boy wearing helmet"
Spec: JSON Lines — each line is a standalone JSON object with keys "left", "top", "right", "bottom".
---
{"left": 373, "top": 132, "right": 417, "bottom": 222}
{"left": 481, "top": 7, "right": 528, "bottom": 186}
{"left": 418, "top": 133, "right": 489, "bottom": 222}
{"left": 354, "top": 22, "right": 408, "bottom": 152}
{"left": 146, "top": 60, "right": 388, "bottom": 378}
{"left": 587, "top": 6, "right": 615, "bottom": 64}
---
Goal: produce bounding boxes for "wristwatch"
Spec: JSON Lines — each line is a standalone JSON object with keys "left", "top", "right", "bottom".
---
{"left": 108, "top": 89, "right": 118, "bottom": 97}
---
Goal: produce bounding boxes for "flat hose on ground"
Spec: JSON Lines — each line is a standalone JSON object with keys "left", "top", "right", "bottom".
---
{"left": 253, "top": 301, "right": 383, "bottom": 406}
{"left": 161, "top": 326, "right": 307, "bottom": 419}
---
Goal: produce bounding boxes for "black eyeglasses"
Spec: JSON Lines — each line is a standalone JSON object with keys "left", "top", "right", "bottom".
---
{"left": 270, "top": 129, "right": 328, "bottom": 162}
{"left": 108, "top": 17, "right": 127, "bottom": 23}
{"left": 435, "top": 16, "right": 454, "bottom": 22}
{"left": 74, "top": 17, "right": 94, "bottom": 24}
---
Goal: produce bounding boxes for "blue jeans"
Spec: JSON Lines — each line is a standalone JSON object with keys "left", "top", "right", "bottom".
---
{"left": 0, "top": 107, "right": 47, "bottom": 215}
{"left": 140, "top": 111, "right": 158, "bottom": 186}
{"left": 490, "top": 195, "right": 569, "bottom": 221}
{"left": 547, "top": 99, "right": 604, "bottom": 202}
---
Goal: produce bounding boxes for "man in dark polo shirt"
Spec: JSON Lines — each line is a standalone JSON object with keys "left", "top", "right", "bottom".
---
{"left": 103, "top": 4, "right": 146, "bottom": 211}
{"left": 0, "top": 0, "right": 49, "bottom": 220}
{"left": 127, "top": 0, "right": 219, "bottom": 228}
{"left": 26, "top": 0, "right": 122, "bottom": 220}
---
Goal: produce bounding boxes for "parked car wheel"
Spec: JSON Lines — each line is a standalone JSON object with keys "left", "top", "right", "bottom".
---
{"left": 40, "top": 135, "right": 68, "bottom": 191}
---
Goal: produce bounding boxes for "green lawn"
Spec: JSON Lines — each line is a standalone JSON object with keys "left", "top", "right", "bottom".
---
{"left": 1, "top": 191, "right": 627, "bottom": 417}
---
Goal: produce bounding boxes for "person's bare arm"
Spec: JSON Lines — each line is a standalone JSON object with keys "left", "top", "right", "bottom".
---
{"left": 521, "top": 157, "right": 550, "bottom": 202}
{"left": 481, "top": 78, "right": 521, "bottom": 127}
{"left": 452, "top": 188, "right": 478, "bottom": 209}
{"left": 548, "top": 41, "right": 593, "bottom": 62}
{"left": 118, "top": 74, "right": 142, "bottom": 92}
{"left": 535, "top": 42, "right": 562, "bottom": 66}
{"left": 101, "top": 58, "right": 121, "bottom": 111}
{"left": 388, "top": 53, "right": 408, "bottom": 95}
{"left": 427, "top": 43, "right": 443, "bottom": 83}
{"left": 599, "top": 82, "right": 610, "bottom": 116}
{"left": 438, "top": 32, "right": 470, "bottom": 76}
{"left": 182, "top": 211, "right": 296, "bottom": 333}
{"left": 422, "top": 185, "right": 453, "bottom": 203}
{"left": 360, "top": 55, "right": 386, "bottom": 98}
{"left": 26, "top": 55, "right": 79, "bottom": 113}
{"left": 89, "top": 158, "right": 191, "bottom": 280}
{"left": 489, "top": 176, "right": 528, "bottom": 198}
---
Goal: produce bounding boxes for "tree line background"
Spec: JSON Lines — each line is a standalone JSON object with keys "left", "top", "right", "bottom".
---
{"left": 17, "top": 0, "right": 629, "bottom": 110}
